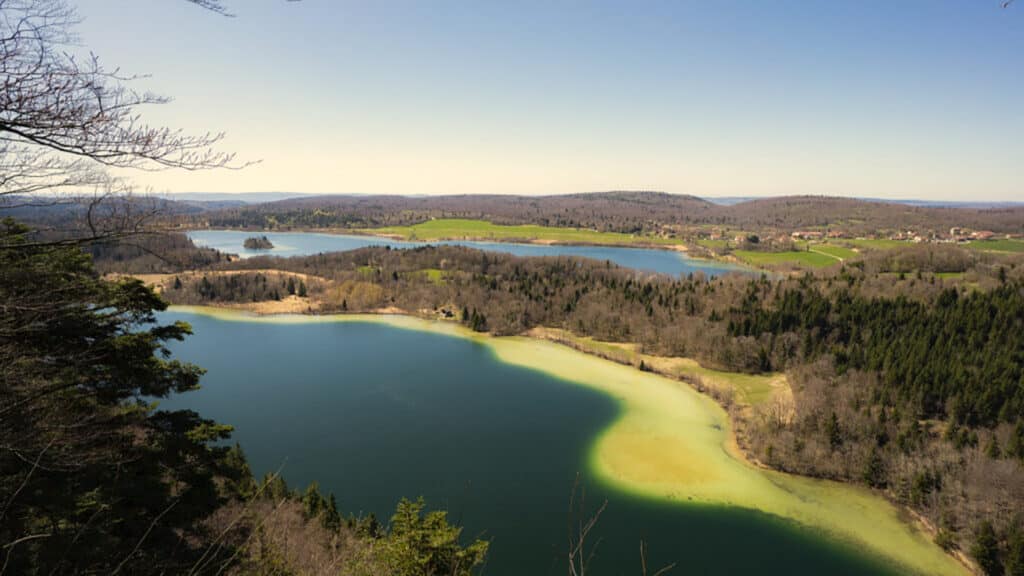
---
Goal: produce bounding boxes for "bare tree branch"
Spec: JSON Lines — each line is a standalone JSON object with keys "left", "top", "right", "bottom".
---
{"left": 0, "top": 0, "right": 253, "bottom": 249}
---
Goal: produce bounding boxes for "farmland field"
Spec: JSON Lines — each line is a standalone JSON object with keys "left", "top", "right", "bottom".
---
{"left": 733, "top": 250, "right": 839, "bottom": 268}
{"left": 366, "top": 218, "right": 681, "bottom": 246}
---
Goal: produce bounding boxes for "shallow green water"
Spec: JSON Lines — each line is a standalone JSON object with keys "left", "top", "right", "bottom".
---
{"left": 162, "top": 310, "right": 902, "bottom": 575}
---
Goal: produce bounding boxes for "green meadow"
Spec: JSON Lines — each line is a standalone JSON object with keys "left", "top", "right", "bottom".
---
{"left": 733, "top": 249, "right": 838, "bottom": 268}
{"left": 967, "top": 239, "right": 1024, "bottom": 253}
{"left": 809, "top": 244, "right": 859, "bottom": 260}
{"left": 534, "top": 328, "right": 779, "bottom": 406}
{"left": 696, "top": 238, "right": 729, "bottom": 249}
{"left": 840, "top": 238, "right": 912, "bottom": 250}
{"left": 364, "top": 218, "right": 682, "bottom": 247}
{"left": 663, "top": 356, "right": 780, "bottom": 405}
{"left": 413, "top": 268, "right": 446, "bottom": 284}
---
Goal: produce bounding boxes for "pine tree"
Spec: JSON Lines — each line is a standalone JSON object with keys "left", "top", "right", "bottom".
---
{"left": 757, "top": 346, "right": 771, "bottom": 372}
{"left": 0, "top": 221, "right": 237, "bottom": 573}
{"left": 265, "top": 474, "right": 291, "bottom": 502}
{"left": 1008, "top": 422, "right": 1024, "bottom": 461}
{"left": 862, "top": 448, "right": 887, "bottom": 488}
{"left": 986, "top": 436, "right": 1003, "bottom": 459}
{"left": 971, "top": 520, "right": 1004, "bottom": 576}
{"left": 323, "top": 494, "right": 342, "bottom": 532}
{"left": 303, "top": 482, "right": 325, "bottom": 519}
{"left": 1007, "top": 527, "right": 1024, "bottom": 576}
{"left": 224, "top": 443, "right": 257, "bottom": 499}
{"left": 827, "top": 412, "right": 843, "bottom": 451}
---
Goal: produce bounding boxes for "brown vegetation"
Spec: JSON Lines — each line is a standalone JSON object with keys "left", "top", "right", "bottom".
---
{"left": 191, "top": 192, "right": 1024, "bottom": 238}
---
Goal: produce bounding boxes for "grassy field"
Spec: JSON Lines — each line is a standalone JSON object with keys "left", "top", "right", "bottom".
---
{"left": 733, "top": 249, "right": 838, "bottom": 268}
{"left": 530, "top": 327, "right": 782, "bottom": 407}
{"left": 413, "top": 268, "right": 445, "bottom": 284}
{"left": 810, "top": 244, "right": 859, "bottom": 260}
{"left": 696, "top": 238, "right": 729, "bottom": 249}
{"left": 840, "top": 238, "right": 912, "bottom": 250}
{"left": 365, "top": 218, "right": 681, "bottom": 246}
{"left": 967, "top": 239, "right": 1024, "bottom": 253}
{"left": 664, "top": 357, "right": 780, "bottom": 405}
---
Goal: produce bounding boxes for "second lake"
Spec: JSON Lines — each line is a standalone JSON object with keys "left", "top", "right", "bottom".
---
{"left": 186, "top": 229, "right": 750, "bottom": 278}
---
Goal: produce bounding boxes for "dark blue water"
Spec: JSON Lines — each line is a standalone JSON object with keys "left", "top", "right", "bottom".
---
{"left": 186, "top": 230, "right": 747, "bottom": 278}
{"left": 161, "top": 310, "right": 901, "bottom": 576}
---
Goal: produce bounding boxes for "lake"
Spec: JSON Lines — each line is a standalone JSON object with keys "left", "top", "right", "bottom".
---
{"left": 160, "top": 308, "right": 934, "bottom": 576}
{"left": 186, "top": 229, "right": 748, "bottom": 277}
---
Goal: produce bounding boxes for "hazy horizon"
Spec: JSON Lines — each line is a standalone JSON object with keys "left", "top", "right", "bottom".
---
{"left": 74, "top": 1, "right": 1022, "bottom": 201}
{"left": 153, "top": 190, "right": 1024, "bottom": 207}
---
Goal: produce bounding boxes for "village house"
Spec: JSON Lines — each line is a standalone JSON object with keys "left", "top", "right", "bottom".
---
{"left": 791, "top": 230, "right": 824, "bottom": 240}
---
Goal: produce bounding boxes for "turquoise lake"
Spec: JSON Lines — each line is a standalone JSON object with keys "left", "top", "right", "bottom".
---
{"left": 186, "top": 229, "right": 748, "bottom": 277}
{"left": 161, "top": 310, "right": 902, "bottom": 575}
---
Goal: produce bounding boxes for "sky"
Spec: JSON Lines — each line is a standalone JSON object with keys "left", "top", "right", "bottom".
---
{"left": 73, "top": 0, "right": 1023, "bottom": 200}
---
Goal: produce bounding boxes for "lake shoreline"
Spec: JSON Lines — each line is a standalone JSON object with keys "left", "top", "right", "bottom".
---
{"left": 166, "top": 303, "right": 971, "bottom": 576}
{"left": 182, "top": 226, "right": 747, "bottom": 261}
{"left": 182, "top": 226, "right": 804, "bottom": 273}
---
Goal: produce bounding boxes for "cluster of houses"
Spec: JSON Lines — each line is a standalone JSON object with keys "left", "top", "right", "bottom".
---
{"left": 698, "top": 226, "right": 1012, "bottom": 246}
{"left": 889, "top": 228, "right": 999, "bottom": 243}
{"left": 790, "top": 230, "right": 847, "bottom": 240}
{"left": 947, "top": 227, "right": 996, "bottom": 242}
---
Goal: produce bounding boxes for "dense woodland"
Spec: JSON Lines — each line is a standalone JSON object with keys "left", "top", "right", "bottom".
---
{"left": 188, "top": 192, "right": 1024, "bottom": 237}
{"left": 729, "top": 277, "right": 1023, "bottom": 426}
{"left": 87, "top": 232, "right": 228, "bottom": 273}
{"left": 121, "top": 236, "right": 1024, "bottom": 574}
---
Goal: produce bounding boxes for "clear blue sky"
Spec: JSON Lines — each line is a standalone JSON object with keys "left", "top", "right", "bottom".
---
{"left": 74, "top": 0, "right": 1023, "bottom": 200}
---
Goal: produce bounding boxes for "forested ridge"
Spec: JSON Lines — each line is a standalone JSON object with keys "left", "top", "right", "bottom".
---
{"left": 186, "top": 192, "right": 1024, "bottom": 237}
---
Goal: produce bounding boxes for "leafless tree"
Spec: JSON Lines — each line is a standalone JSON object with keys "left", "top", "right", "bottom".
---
{"left": 567, "top": 474, "right": 607, "bottom": 576}
{"left": 0, "top": 0, "right": 246, "bottom": 246}
{"left": 566, "top": 474, "right": 675, "bottom": 576}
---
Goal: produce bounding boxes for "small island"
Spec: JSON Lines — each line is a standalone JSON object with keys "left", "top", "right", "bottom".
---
{"left": 242, "top": 235, "right": 274, "bottom": 250}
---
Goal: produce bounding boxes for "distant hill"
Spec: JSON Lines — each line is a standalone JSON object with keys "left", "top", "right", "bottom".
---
{"left": 721, "top": 196, "right": 1024, "bottom": 233}
{"left": 1, "top": 194, "right": 207, "bottom": 225}
{"left": 859, "top": 198, "right": 1024, "bottom": 209}
{"left": 703, "top": 195, "right": 1024, "bottom": 209}
{"left": 157, "top": 192, "right": 318, "bottom": 205}
{"left": 192, "top": 191, "right": 1024, "bottom": 236}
